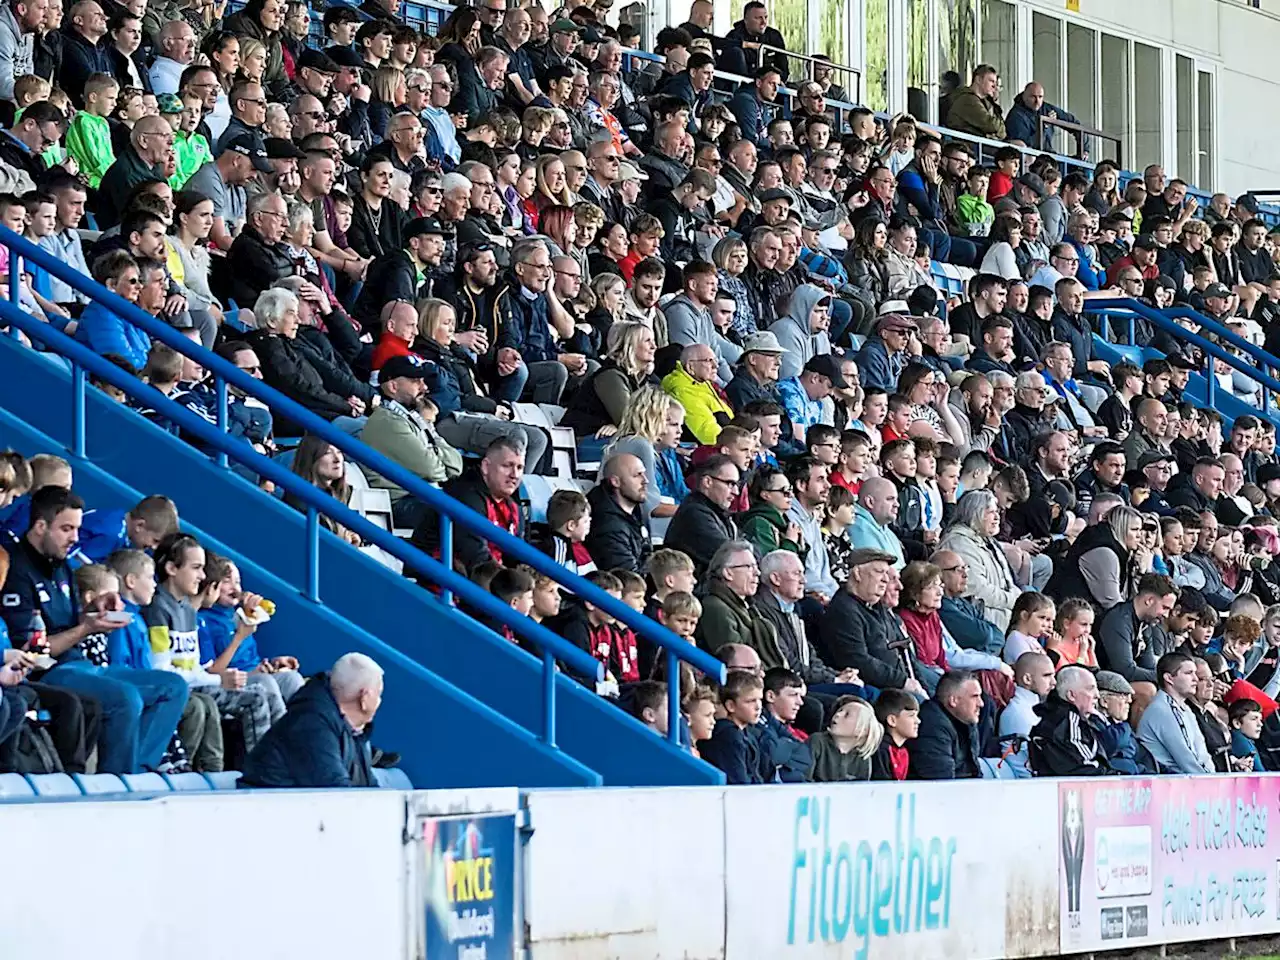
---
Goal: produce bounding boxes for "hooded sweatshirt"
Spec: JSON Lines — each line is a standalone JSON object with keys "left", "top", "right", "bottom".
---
{"left": 768, "top": 283, "right": 833, "bottom": 381}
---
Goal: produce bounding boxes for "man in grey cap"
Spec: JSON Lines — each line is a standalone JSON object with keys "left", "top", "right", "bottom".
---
{"left": 1088, "top": 670, "right": 1146, "bottom": 774}
{"left": 1140, "top": 449, "right": 1175, "bottom": 514}
{"left": 854, "top": 311, "right": 916, "bottom": 393}
{"left": 725, "top": 331, "right": 786, "bottom": 411}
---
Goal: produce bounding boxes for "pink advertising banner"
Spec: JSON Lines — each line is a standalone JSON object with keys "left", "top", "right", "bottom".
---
{"left": 1059, "top": 777, "right": 1275, "bottom": 952}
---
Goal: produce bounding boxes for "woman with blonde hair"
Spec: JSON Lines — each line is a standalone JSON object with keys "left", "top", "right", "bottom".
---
{"left": 808, "top": 696, "right": 883, "bottom": 782}
{"left": 531, "top": 153, "right": 573, "bottom": 226}
{"left": 236, "top": 37, "right": 267, "bottom": 85}
{"left": 369, "top": 65, "right": 407, "bottom": 140}
{"left": 562, "top": 321, "right": 658, "bottom": 437}
{"left": 601, "top": 385, "right": 686, "bottom": 517}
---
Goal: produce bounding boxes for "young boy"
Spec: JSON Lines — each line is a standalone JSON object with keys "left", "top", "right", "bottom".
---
{"left": 959, "top": 448, "right": 993, "bottom": 493}
{"left": 489, "top": 566, "right": 535, "bottom": 641}
{"left": 881, "top": 438, "right": 927, "bottom": 551}
{"left": 805, "top": 423, "right": 841, "bottom": 468}
{"left": 880, "top": 394, "right": 913, "bottom": 444}
{"left": 145, "top": 534, "right": 273, "bottom": 754}
{"left": 628, "top": 679, "right": 668, "bottom": 736}
{"left": 1229, "top": 698, "right": 1266, "bottom": 772}
{"left": 66, "top": 73, "right": 119, "bottom": 189}
{"left": 1097, "top": 363, "right": 1140, "bottom": 440}
{"left": 758, "top": 667, "right": 810, "bottom": 783}
{"left": 106, "top": 549, "right": 224, "bottom": 773}
{"left": 870, "top": 688, "right": 920, "bottom": 780}
{"left": 659, "top": 590, "right": 702, "bottom": 644}
{"left": 645, "top": 549, "right": 696, "bottom": 619}
{"left": 914, "top": 437, "right": 943, "bottom": 536}
{"left": 198, "top": 554, "right": 302, "bottom": 723}
{"left": 936, "top": 454, "right": 961, "bottom": 526}
{"left": 526, "top": 568, "right": 562, "bottom": 624}
{"left": 169, "top": 92, "right": 213, "bottom": 189}
{"left": 822, "top": 485, "right": 856, "bottom": 586}
{"left": 698, "top": 670, "right": 764, "bottom": 784}
{"left": 531, "top": 488, "right": 595, "bottom": 576}
{"left": 955, "top": 166, "right": 995, "bottom": 237}
{"left": 883, "top": 116, "right": 916, "bottom": 175}
{"left": 987, "top": 146, "right": 1021, "bottom": 202}
{"left": 13, "top": 74, "right": 50, "bottom": 113}
{"left": 683, "top": 684, "right": 717, "bottom": 758}
{"left": 609, "top": 568, "right": 645, "bottom": 684}
{"left": 558, "top": 569, "right": 623, "bottom": 695}
{"left": 830, "top": 430, "right": 871, "bottom": 495}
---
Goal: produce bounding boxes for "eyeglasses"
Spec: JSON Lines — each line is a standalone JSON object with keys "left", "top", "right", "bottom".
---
{"left": 566, "top": 165, "right": 586, "bottom": 173}
{"left": 765, "top": 485, "right": 793, "bottom": 495}
{"left": 709, "top": 474, "right": 741, "bottom": 489}
{"left": 241, "top": 97, "right": 268, "bottom": 106}
{"left": 938, "top": 565, "right": 965, "bottom": 573}
{"left": 1053, "top": 255, "right": 1079, "bottom": 264}
{"left": 726, "top": 562, "right": 758, "bottom": 571}
{"left": 298, "top": 109, "right": 326, "bottom": 120}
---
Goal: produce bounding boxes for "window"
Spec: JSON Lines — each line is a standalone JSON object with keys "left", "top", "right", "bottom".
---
{"left": 819, "top": 0, "right": 849, "bottom": 76}
{"left": 908, "top": 0, "right": 929, "bottom": 115}
{"left": 980, "top": 0, "right": 1016, "bottom": 108}
{"left": 1033, "top": 13, "right": 1063, "bottom": 107}
{"left": 1066, "top": 23, "right": 1098, "bottom": 159}
{"left": 767, "top": 0, "right": 807, "bottom": 62}
{"left": 1176, "top": 55, "right": 1195, "bottom": 183}
{"left": 864, "top": 0, "right": 889, "bottom": 111}
{"left": 1198, "top": 69, "right": 1215, "bottom": 189}
{"left": 1134, "top": 42, "right": 1162, "bottom": 172}
{"left": 1100, "top": 33, "right": 1130, "bottom": 166}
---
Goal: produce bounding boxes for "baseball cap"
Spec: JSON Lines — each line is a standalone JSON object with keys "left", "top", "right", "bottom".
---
{"left": 380, "top": 355, "right": 431, "bottom": 382}
{"left": 1238, "top": 192, "right": 1260, "bottom": 215}
{"left": 617, "top": 161, "right": 648, "bottom": 182}
{"left": 156, "top": 93, "right": 183, "bottom": 115}
{"left": 741, "top": 331, "right": 786, "bottom": 355}
{"left": 405, "top": 215, "right": 454, "bottom": 239}
{"left": 298, "top": 48, "right": 341, "bottom": 74}
{"left": 1016, "top": 172, "right": 1046, "bottom": 199}
{"left": 758, "top": 188, "right": 792, "bottom": 205}
{"left": 1259, "top": 463, "right": 1280, "bottom": 486}
{"left": 1203, "top": 282, "right": 1231, "bottom": 299}
{"left": 324, "top": 44, "right": 365, "bottom": 70}
{"left": 1096, "top": 671, "right": 1135, "bottom": 696}
{"left": 550, "top": 17, "right": 581, "bottom": 33}
{"left": 1131, "top": 234, "right": 1159, "bottom": 251}
{"left": 224, "top": 134, "right": 272, "bottom": 173}
{"left": 264, "top": 137, "right": 306, "bottom": 160}
{"left": 581, "top": 25, "right": 602, "bottom": 43}
{"left": 1138, "top": 450, "right": 1173, "bottom": 469}
{"left": 803, "top": 353, "right": 847, "bottom": 389}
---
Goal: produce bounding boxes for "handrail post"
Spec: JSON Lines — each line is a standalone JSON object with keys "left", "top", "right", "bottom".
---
{"left": 215, "top": 376, "right": 228, "bottom": 469}
{"left": 70, "top": 362, "right": 86, "bottom": 458}
{"left": 665, "top": 648, "right": 680, "bottom": 746}
{"left": 440, "top": 514, "right": 453, "bottom": 606}
{"left": 1128, "top": 315, "right": 1135, "bottom": 347}
{"left": 8, "top": 254, "right": 18, "bottom": 309}
{"left": 542, "top": 649, "right": 557, "bottom": 748}
{"left": 305, "top": 506, "right": 320, "bottom": 602}
{"left": 1206, "top": 350, "right": 1216, "bottom": 410}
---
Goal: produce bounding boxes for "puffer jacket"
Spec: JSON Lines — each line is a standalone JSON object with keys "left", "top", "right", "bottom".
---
{"left": 242, "top": 329, "right": 352, "bottom": 425}
{"left": 418, "top": 337, "right": 499, "bottom": 419}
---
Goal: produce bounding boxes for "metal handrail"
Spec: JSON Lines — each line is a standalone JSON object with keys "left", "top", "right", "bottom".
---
{"left": 756, "top": 43, "right": 862, "bottom": 106}
{"left": 1037, "top": 115, "right": 1123, "bottom": 168}
{"left": 0, "top": 226, "right": 727, "bottom": 745}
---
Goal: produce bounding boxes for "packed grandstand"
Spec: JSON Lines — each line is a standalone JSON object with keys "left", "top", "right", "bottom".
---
{"left": 0, "top": 0, "right": 1277, "bottom": 799}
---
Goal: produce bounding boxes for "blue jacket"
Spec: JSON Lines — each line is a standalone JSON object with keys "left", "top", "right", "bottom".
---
{"left": 699, "top": 717, "right": 763, "bottom": 784}
{"left": 0, "top": 494, "right": 30, "bottom": 541}
{"left": 756, "top": 711, "right": 812, "bottom": 783}
{"left": 1231, "top": 728, "right": 1265, "bottom": 772}
{"left": 854, "top": 336, "right": 900, "bottom": 393}
{"left": 728, "top": 89, "right": 773, "bottom": 148}
{"left": 75, "top": 300, "right": 151, "bottom": 370}
{"left": 198, "top": 602, "right": 260, "bottom": 671}
{"left": 1067, "top": 237, "right": 1105, "bottom": 290}
{"left": 654, "top": 446, "right": 689, "bottom": 504}
{"left": 70, "top": 507, "right": 131, "bottom": 567}
{"left": 240, "top": 673, "right": 374, "bottom": 788}
{"left": 107, "top": 598, "right": 153, "bottom": 671}
{"left": 0, "top": 535, "right": 84, "bottom": 663}
{"left": 939, "top": 595, "right": 1006, "bottom": 656}
{"left": 494, "top": 280, "right": 558, "bottom": 364}
{"left": 1005, "top": 99, "right": 1077, "bottom": 152}
{"left": 1089, "top": 713, "right": 1144, "bottom": 774}
{"left": 896, "top": 162, "right": 947, "bottom": 225}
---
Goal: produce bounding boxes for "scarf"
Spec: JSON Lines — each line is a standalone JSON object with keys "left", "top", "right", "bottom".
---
{"left": 899, "top": 608, "right": 949, "bottom": 671}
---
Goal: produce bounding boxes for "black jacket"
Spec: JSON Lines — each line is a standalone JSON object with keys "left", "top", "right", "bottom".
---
{"left": 908, "top": 698, "right": 981, "bottom": 780}
{"left": 241, "top": 329, "right": 354, "bottom": 426}
{"left": 225, "top": 227, "right": 296, "bottom": 307}
{"left": 346, "top": 196, "right": 405, "bottom": 261}
{"left": 1165, "top": 471, "right": 1215, "bottom": 513}
{"left": 410, "top": 469, "right": 526, "bottom": 576}
{"left": 57, "top": 25, "right": 113, "bottom": 107}
{"left": 353, "top": 249, "right": 430, "bottom": 332}
{"left": 1003, "top": 403, "right": 1051, "bottom": 468}
{"left": 240, "top": 674, "right": 374, "bottom": 788}
{"left": 662, "top": 491, "right": 738, "bottom": 579}
{"left": 1096, "top": 601, "right": 1158, "bottom": 685}
{"left": 1028, "top": 693, "right": 1111, "bottom": 777}
{"left": 818, "top": 590, "right": 911, "bottom": 689}
{"left": 583, "top": 482, "right": 652, "bottom": 575}
{"left": 724, "top": 21, "right": 790, "bottom": 80}
{"left": 295, "top": 326, "right": 375, "bottom": 408}
{"left": 752, "top": 588, "right": 838, "bottom": 684}
{"left": 1045, "top": 522, "right": 1132, "bottom": 611}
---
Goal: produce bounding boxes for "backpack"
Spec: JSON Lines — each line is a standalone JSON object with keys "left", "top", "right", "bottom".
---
{"left": 0, "top": 722, "right": 64, "bottom": 775}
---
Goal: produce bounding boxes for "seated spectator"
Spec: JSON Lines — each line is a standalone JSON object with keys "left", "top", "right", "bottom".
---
{"left": 529, "top": 488, "right": 596, "bottom": 578}
{"left": 848, "top": 477, "right": 906, "bottom": 569}
{"left": 562, "top": 321, "right": 657, "bottom": 438}
{"left": 359, "top": 355, "right": 464, "bottom": 528}
{"left": 757, "top": 666, "right": 811, "bottom": 782}
{"left": 997, "top": 651, "right": 1055, "bottom": 776}
{"left": 584, "top": 453, "right": 652, "bottom": 575}
{"left": 936, "top": 490, "right": 1019, "bottom": 630}
{"left": 661, "top": 343, "right": 734, "bottom": 446}
{"left": 1096, "top": 573, "right": 1179, "bottom": 688}
{"left": 807, "top": 694, "right": 882, "bottom": 783}
{"left": 871, "top": 689, "right": 919, "bottom": 780}
{"left": 908, "top": 669, "right": 985, "bottom": 780}
{"left": 1028, "top": 665, "right": 1112, "bottom": 776}
{"left": 600, "top": 385, "right": 686, "bottom": 519}
{"left": 694, "top": 539, "right": 777, "bottom": 658}
{"left": 284, "top": 435, "right": 362, "bottom": 546}
{"left": 1228, "top": 698, "right": 1265, "bottom": 773}
{"left": 240, "top": 652, "right": 384, "bottom": 788}
{"left": 225, "top": 191, "right": 294, "bottom": 307}
{"left": 73, "top": 493, "right": 179, "bottom": 566}
{"left": 1137, "top": 651, "right": 1215, "bottom": 774}
{"left": 778, "top": 355, "right": 842, "bottom": 444}
{"left": 740, "top": 466, "right": 804, "bottom": 558}
{"left": 663, "top": 454, "right": 741, "bottom": 580}
{"left": 898, "top": 560, "right": 1013, "bottom": 691}
{"left": 1047, "top": 504, "right": 1144, "bottom": 612}
{"left": 1089, "top": 670, "right": 1144, "bottom": 774}
{"left": 787, "top": 455, "right": 839, "bottom": 602}
{"left": 697, "top": 668, "right": 764, "bottom": 785}
{"left": 74, "top": 250, "right": 151, "bottom": 370}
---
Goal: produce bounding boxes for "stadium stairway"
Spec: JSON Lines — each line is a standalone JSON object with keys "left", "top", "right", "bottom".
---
{"left": 0, "top": 231, "right": 725, "bottom": 790}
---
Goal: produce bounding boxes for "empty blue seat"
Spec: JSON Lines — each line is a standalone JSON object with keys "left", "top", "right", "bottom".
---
{"left": 374, "top": 767, "right": 412, "bottom": 789}
{"left": 203, "top": 771, "right": 243, "bottom": 791}
{"left": 72, "top": 774, "right": 127, "bottom": 796}
{"left": 120, "top": 772, "right": 169, "bottom": 793}
{"left": 162, "top": 772, "right": 212, "bottom": 792}
{"left": 0, "top": 773, "right": 34, "bottom": 798}
{"left": 26, "top": 773, "right": 80, "bottom": 796}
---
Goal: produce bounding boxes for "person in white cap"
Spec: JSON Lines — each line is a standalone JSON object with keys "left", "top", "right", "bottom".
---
{"left": 725, "top": 330, "right": 787, "bottom": 411}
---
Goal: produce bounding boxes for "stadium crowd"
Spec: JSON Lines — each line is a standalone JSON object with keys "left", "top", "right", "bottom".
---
{"left": 0, "top": 0, "right": 1279, "bottom": 784}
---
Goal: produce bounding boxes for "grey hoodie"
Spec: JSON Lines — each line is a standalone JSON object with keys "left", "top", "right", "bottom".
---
{"left": 0, "top": 4, "right": 33, "bottom": 102}
{"left": 768, "top": 284, "right": 833, "bottom": 381}
{"left": 662, "top": 293, "right": 741, "bottom": 385}
{"left": 1137, "top": 691, "right": 1213, "bottom": 775}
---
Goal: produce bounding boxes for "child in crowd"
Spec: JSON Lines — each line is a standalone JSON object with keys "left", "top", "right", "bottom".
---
{"left": 103, "top": 550, "right": 224, "bottom": 773}
{"left": 1044, "top": 598, "right": 1098, "bottom": 668}
{"left": 914, "top": 437, "right": 943, "bottom": 535}
{"left": 488, "top": 566, "right": 535, "bottom": 644}
{"left": 558, "top": 569, "right": 623, "bottom": 695}
{"left": 628, "top": 679, "right": 669, "bottom": 736}
{"left": 526, "top": 568, "right": 562, "bottom": 624}
{"left": 883, "top": 116, "right": 917, "bottom": 176}
{"left": 1097, "top": 363, "right": 1139, "bottom": 441}
{"left": 821, "top": 485, "right": 856, "bottom": 586}
{"left": 1003, "top": 591, "right": 1057, "bottom": 664}
{"left": 682, "top": 685, "right": 717, "bottom": 759}
{"left": 809, "top": 694, "right": 883, "bottom": 782}
{"left": 169, "top": 93, "right": 213, "bottom": 190}
{"left": 935, "top": 454, "right": 961, "bottom": 528}
{"left": 13, "top": 74, "right": 50, "bottom": 114}
{"left": 959, "top": 449, "right": 993, "bottom": 493}
{"left": 805, "top": 423, "right": 841, "bottom": 468}
{"left": 66, "top": 73, "right": 119, "bottom": 190}
{"left": 530, "top": 489, "right": 596, "bottom": 576}
{"left": 145, "top": 534, "right": 274, "bottom": 753}
{"left": 610, "top": 568, "right": 645, "bottom": 684}
{"left": 1229, "top": 698, "right": 1266, "bottom": 772}
{"left": 758, "top": 667, "right": 810, "bottom": 783}
{"left": 197, "top": 554, "right": 302, "bottom": 722}
{"left": 880, "top": 394, "right": 913, "bottom": 444}
{"left": 644, "top": 548, "right": 696, "bottom": 620}
{"left": 698, "top": 670, "right": 764, "bottom": 785}
{"left": 830, "top": 430, "right": 871, "bottom": 495}
{"left": 870, "top": 689, "right": 919, "bottom": 780}
{"left": 955, "top": 166, "right": 995, "bottom": 237}
{"left": 987, "top": 146, "right": 1021, "bottom": 202}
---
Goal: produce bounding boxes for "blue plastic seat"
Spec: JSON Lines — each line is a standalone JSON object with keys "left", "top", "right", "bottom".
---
{"left": 161, "top": 772, "right": 212, "bottom": 792}
{"left": 26, "top": 773, "right": 80, "bottom": 796}
{"left": 120, "top": 772, "right": 170, "bottom": 793}
{"left": 72, "top": 773, "right": 127, "bottom": 796}
{"left": 203, "top": 771, "right": 243, "bottom": 791}
{"left": 373, "top": 767, "right": 412, "bottom": 789}
{"left": 0, "top": 773, "right": 34, "bottom": 797}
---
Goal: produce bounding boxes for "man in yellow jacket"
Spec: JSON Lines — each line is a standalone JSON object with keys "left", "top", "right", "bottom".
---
{"left": 661, "top": 343, "right": 735, "bottom": 445}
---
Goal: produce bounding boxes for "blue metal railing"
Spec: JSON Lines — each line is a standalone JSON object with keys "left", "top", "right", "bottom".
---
{"left": 1091, "top": 296, "right": 1280, "bottom": 418}
{"left": 0, "top": 227, "right": 725, "bottom": 748}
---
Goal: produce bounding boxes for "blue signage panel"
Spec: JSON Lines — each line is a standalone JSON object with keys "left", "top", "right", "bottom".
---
{"left": 422, "top": 813, "right": 517, "bottom": 960}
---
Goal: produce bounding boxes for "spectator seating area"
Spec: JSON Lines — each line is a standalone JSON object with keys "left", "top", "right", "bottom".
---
{"left": 4, "top": 0, "right": 1280, "bottom": 793}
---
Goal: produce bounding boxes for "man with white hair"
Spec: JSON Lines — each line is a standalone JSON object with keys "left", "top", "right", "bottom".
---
{"left": 1028, "top": 665, "right": 1111, "bottom": 776}
{"left": 423, "top": 63, "right": 462, "bottom": 167}
{"left": 148, "top": 18, "right": 195, "bottom": 93}
{"left": 240, "top": 652, "right": 385, "bottom": 788}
